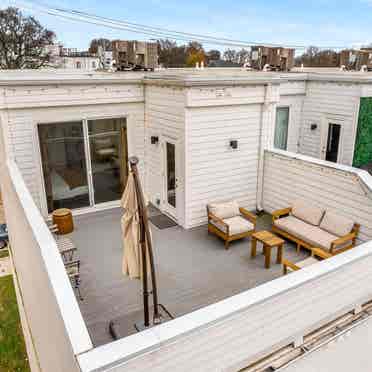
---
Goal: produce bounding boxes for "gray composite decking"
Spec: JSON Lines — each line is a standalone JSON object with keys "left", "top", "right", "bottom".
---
{"left": 71, "top": 208, "right": 307, "bottom": 346}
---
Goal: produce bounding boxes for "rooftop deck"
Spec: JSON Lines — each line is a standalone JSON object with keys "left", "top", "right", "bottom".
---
{"left": 71, "top": 208, "right": 307, "bottom": 346}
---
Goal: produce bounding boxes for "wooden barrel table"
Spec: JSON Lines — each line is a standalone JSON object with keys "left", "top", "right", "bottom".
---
{"left": 52, "top": 208, "right": 74, "bottom": 235}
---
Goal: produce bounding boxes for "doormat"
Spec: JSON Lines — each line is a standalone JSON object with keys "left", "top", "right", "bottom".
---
{"left": 149, "top": 213, "right": 177, "bottom": 229}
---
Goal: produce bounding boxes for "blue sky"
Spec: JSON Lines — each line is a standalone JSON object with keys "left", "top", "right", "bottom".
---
{"left": 2, "top": 0, "right": 372, "bottom": 51}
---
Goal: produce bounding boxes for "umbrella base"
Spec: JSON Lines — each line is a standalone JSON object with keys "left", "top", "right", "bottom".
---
{"left": 109, "top": 304, "right": 173, "bottom": 340}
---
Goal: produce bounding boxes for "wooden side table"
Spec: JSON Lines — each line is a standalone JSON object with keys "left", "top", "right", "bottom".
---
{"left": 251, "top": 230, "right": 284, "bottom": 269}
{"left": 52, "top": 208, "right": 74, "bottom": 235}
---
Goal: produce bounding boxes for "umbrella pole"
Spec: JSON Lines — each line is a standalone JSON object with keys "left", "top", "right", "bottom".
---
{"left": 129, "top": 157, "right": 161, "bottom": 325}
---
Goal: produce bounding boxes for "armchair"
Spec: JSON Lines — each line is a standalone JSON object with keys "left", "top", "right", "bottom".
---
{"left": 207, "top": 201, "right": 257, "bottom": 249}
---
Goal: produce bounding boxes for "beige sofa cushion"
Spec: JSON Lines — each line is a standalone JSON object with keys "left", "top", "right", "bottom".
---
{"left": 210, "top": 216, "right": 254, "bottom": 236}
{"left": 275, "top": 216, "right": 338, "bottom": 251}
{"left": 320, "top": 211, "right": 354, "bottom": 237}
{"left": 208, "top": 201, "right": 240, "bottom": 220}
{"left": 292, "top": 200, "right": 325, "bottom": 226}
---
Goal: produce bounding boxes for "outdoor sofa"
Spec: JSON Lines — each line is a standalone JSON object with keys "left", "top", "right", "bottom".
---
{"left": 207, "top": 201, "right": 257, "bottom": 249}
{"left": 272, "top": 201, "right": 360, "bottom": 255}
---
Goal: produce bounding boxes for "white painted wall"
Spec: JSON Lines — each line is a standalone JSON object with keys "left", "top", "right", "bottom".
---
{"left": 262, "top": 149, "right": 372, "bottom": 242}
{"left": 0, "top": 82, "right": 145, "bottom": 215}
{"left": 298, "top": 81, "right": 361, "bottom": 165}
{"left": 185, "top": 104, "right": 262, "bottom": 227}
{"left": 144, "top": 85, "right": 186, "bottom": 225}
{"left": 184, "top": 84, "right": 280, "bottom": 228}
{"left": 0, "top": 130, "right": 92, "bottom": 371}
{"left": 277, "top": 95, "right": 304, "bottom": 153}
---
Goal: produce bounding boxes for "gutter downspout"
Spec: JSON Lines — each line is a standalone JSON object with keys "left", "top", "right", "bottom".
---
{"left": 256, "top": 83, "right": 271, "bottom": 211}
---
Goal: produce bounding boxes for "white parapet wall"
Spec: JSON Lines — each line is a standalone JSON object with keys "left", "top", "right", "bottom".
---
{"left": 262, "top": 149, "right": 372, "bottom": 242}
{"left": 0, "top": 159, "right": 93, "bottom": 371}
{"left": 78, "top": 241, "right": 372, "bottom": 372}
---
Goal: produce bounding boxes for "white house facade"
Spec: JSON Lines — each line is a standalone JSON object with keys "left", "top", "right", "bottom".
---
{"left": 1, "top": 69, "right": 372, "bottom": 230}
{"left": 3, "top": 69, "right": 372, "bottom": 372}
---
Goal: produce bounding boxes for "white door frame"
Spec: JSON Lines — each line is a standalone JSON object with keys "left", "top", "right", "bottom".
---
{"left": 161, "top": 135, "right": 179, "bottom": 221}
{"left": 320, "top": 116, "right": 345, "bottom": 162}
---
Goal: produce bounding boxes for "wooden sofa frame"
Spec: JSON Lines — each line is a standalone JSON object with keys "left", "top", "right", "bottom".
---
{"left": 282, "top": 248, "right": 332, "bottom": 275}
{"left": 207, "top": 206, "right": 257, "bottom": 249}
{"left": 272, "top": 207, "right": 360, "bottom": 255}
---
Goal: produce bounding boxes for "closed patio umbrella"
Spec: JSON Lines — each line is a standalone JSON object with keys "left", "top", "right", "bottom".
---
{"left": 120, "top": 157, "right": 161, "bottom": 329}
{"left": 121, "top": 171, "right": 142, "bottom": 279}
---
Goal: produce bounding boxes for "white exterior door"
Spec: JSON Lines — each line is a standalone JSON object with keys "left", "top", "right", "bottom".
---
{"left": 162, "top": 137, "right": 178, "bottom": 220}
{"left": 320, "top": 118, "right": 344, "bottom": 163}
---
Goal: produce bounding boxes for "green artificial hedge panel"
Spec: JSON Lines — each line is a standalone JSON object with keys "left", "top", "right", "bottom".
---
{"left": 353, "top": 97, "right": 372, "bottom": 168}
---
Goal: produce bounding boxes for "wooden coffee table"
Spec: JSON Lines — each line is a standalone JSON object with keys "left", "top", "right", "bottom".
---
{"left": 251, "top": 230, "right": 284, "bottom": 269}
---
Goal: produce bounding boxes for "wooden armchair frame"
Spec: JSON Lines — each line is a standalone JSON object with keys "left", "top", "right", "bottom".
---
{"left": 207, "top": 206, "right": 257, "bottom": 249}
{"left": 272, "top": 207, "right": 360, "bottom": 255}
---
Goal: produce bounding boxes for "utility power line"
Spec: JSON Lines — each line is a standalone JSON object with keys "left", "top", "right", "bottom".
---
{"left": 14, "top": 0, "right": 361, "bottom": 51}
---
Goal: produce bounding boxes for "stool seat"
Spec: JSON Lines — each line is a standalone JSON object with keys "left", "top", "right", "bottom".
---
{"left": 52, "top": 209, "right": 74, "bottom": 235}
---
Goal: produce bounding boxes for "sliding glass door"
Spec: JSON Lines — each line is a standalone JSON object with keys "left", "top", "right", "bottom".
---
{"left": 88, "top": 118, "right": 128, "bottom": 204}
{"left": 38, "top": 121, "right": 90, "bottom": 213}
{"left": 38, "top": 118, "right": 128, "bottom": 213}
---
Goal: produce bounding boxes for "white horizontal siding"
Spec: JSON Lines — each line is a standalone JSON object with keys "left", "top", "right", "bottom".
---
{"left": 262, "top": 150, "right": 372, "bottom": 241}
{"left": 186, "top": 85, "right": 266, "bottom": 107}
{"left": 279, "top": 81, "right": 306, "bottom": 96}
{"left": 186, "top": 104, "right": 261, "bottom": 227}
{"left": 1, "top": 84, "right": 144, "bottom": 109}
{"left": 299, "top": 82, "right": 361, "bottom": 165}
{"left": 5, "top": 102, "right": 145, "bottom": 213}
{"left": 145, "top": 85, "right": 185, "bottom": 223}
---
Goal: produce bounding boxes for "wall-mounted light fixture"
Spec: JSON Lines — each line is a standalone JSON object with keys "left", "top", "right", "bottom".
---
{"left": 230, "top": 140, "right": 238, "bottom": 149}
{"left": 310, "top": 124, "right": 318, "bottom": 131}
{"left": 151, "top": 136, "right": 159, "bottom": 144}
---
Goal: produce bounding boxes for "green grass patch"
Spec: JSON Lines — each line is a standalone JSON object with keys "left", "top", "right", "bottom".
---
{"left": 0, "top": 250, "right": 9, "bottom": 259}
{"left": 0, "top": 275, "right": 30, "bottom": 372}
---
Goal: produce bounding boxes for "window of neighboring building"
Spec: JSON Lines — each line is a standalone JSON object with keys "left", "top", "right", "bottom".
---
{"left": 92, "top": 61, "right": 97, "bottom": 69}
{"left": 76, "top": 61, "right": 81, "bottom": 69}
{"left": 274, "top": 107, "right": 290, "bottom": 150}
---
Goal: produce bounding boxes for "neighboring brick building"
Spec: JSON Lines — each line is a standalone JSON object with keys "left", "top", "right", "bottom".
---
{"left": 111, "top": 40, "right": 158, "bottom": 70}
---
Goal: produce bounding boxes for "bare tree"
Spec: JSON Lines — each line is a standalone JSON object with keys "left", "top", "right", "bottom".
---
{"left": 0, "top": 7, "right": 55, "bottom": 69}
{"left": 206, "top": 49, "right": 221, "bottom": 62}
{"left": 223, "top": 49, "right": 237, "bottom": 62}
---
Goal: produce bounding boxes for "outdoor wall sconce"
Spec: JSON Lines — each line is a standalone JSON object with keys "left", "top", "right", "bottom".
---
{"left": 230, "top": 140, "right": 238, "bottom": 149}
{"left": 151, "top": 136, "right": 159, "bottom": 144}
{"left": 311, "top": 124, "right": 318, "bottom": 131}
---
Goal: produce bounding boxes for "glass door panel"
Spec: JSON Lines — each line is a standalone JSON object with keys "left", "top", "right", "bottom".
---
{"left": 274, "top": 107, "right": 289, "bottom": 150}
{"left": 38, "top": 122, "right": 90, "bottom": 213}
{"left": 166, "top": 142, "right": 176, "bottom": 209}
{"left": 326, "top": 123, "right": 341, "bottom": 162}
{"left": 88, "top": 118, "right": 128, "bottom": 204}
